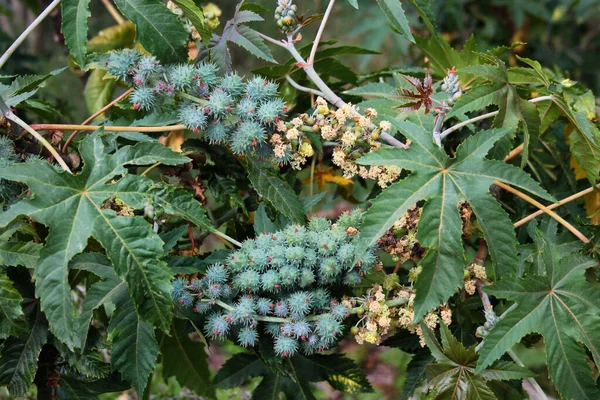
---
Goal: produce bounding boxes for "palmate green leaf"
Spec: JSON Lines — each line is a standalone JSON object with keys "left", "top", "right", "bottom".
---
{"left": 0, "top": 309, "right": 48, "bottom": 396}
{"left": 210, "top": 6, "right": 275, "bottom": 73}
{"left": 70, "top": 253, "right": 126, "bottom": 348}
{"left": 112, "top": 0, "right": 188, "bottom": 62}
{"left": 61, "top": 0, "right": 91, "bottom": 67}
{"left": 0, "top": 131, "right": 191, "bottom": 345}
{"left": 0, "top": 240, "right": 40, "bottom": 268}
{"left": 108, "top": 295, "right": 159, "bottom": 395}
{"left": 375, "top": 0, "right": 415, "bottom": 42}
{"left": 0, "top": 68, "right": 65, "bottom": 107}
{"left": 477, "top": 232, "right": 600, "bottom": 399}
{"left": 160, "top": 320, "right": 214, "bottom": 398}
{"left": 245, "top": 157, "right": 305, "bottom": 225}
{"left": 448, "top": 63, "right": 541, "bottom": 165}
{"left": 356, "top": 120, "right": 554, "bottom": 320}
{"left": 402, "top": 350, "right": 434, "bottom": 399}
{"left": 422, "top": 324, "right": 532, "bottom": 400}
{"left": 0, "top": 270, "right": 27, "bottom": 339}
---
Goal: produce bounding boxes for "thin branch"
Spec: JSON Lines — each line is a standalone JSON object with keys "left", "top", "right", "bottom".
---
{"left": 494, "top": 181, "right": 589, "bottom": 243}
{"left": 308, "top": 0, "right": 336, "bottom": 66}
{"left": 504, "top": 143, "right": 524, "bottom": 162}
{"left": 0, "top": 0, "right": 61, "bottom": 70}
{"left": 101, "top": 0, "right": 124, "bottom": 24}
{"left": 257, "top": 32, "right": 287, "bottom": 48}
{"left": 514, "top": 183, "right": 600, "bottom": 228}
{"left": 286, "top": 76, "right": 325, "bottom": 97}
{"left": 62, "top": 88, "right": 134, "bottom": 152}
{"left": 211, "top": 229, "right": 242, "bottom": 248}
{"left": 439, "top": 95, "right": 555, "bottom": 141}
{"left": 4, "top": 111, "right": 72, "bottom": 174}
{"left": 31, "top": 123, "right": 186, "bottom": 133}
{"left": 508, "top": 349, "right": 549, "bottom": 400}
{"left": 380, "top": 131, "right": 410, "bottom": 148}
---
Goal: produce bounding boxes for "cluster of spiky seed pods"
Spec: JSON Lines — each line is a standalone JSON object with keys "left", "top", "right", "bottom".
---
{"left": 170, "top": 210, "right": 379, "bottom": 356}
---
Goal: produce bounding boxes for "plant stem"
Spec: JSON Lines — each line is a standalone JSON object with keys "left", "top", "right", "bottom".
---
{"left": 101, "top": 0, "right": 124, "bottom": 24}
{"left": 508, "top": 349, "right": 549, "bottom": 400}
{"left": 285, "top": 40, "right": 345, "bottom": 107}
{"left": 4, "top": 111, "right": 72, "bottom": 173}
{"left": 494, "top": 181, "right": 589, "bottom": 243}
{"left": 211, "top": 230, "right": 242, "bottom": 248}
{"left": 286, "top": 75, "right": 325, "bottom": 97}
{"left": 0, "top": 0, "right": 61, "bottom": 70}
{"left": 31, "top": 123, "right": 187, "bottom": 133}
{"left": 180, "top": 92, "right": 208, "bottom": 105}
{"left": 62, "top": 88, "right": 134, "bottom": 152}
{"left": 514, "top": 183, "right": 600, "bottom": 228}
{"left": 380, "top": 131, "right": 410, "bottom": 148}
{"left": 308, "top": 0, "right": 336, "bottom": 66}
{"left": 309, "top": 155, "right": 316, "bottom": 197}
{"left": 504, "top": 143, "right": 524, "bottom": 162}
{"left": 257, "top": 32, "right": 287, "bottom": 48}
{"left": 439, "top": 95, "right": 555, "bottom": 141}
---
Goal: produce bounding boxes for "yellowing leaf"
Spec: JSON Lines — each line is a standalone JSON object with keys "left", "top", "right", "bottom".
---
{"left": 302, "top": 165, "right": 353, "bottom": 190}
{"left": 584, "top": 190, "right": 600, "bottom": 224}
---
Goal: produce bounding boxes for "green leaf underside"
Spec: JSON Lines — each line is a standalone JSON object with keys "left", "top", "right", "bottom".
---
{"left": 478, "top": 231, "right": 600, "bottom": 400}
{"left": 0, "top": 131, "right": 192, "bottom": 345}
{"left": 108, "top": 296, "right": 159, "bottom": 395}
{"left": 0, "top": 271, "right": 27, "bottom": 339}
{"left": 376, "top": 0, "right": 415, "bottom": 42}
{"left": 0, "top": 311, "right": 48, "bottom": 396}
{"left": 246, "top": 157, "right": 305, "bottom": 224}
{"left": 160, "top": 320, "right": 214, "bottom": 398}
{"left": 112, "top": 0, "right": 188, "bottom": 62}
{"left": 356, "top": 120, "right": 554, "bottom": 321}
{"left": 61, "top": 0, "right": 91, "bottom": 67}
{"left": 171, "top": 0, "right": 211, "bottom": 46}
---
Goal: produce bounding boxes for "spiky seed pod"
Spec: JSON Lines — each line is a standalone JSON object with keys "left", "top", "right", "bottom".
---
{"left": 188, "top": 278, "right": 203, "bottom": 292}
{"left": 285, "top": 246, "right": 304, "bottom": 264}
{"left": 245, "top": 77, "right": 278, "bottom": 102}
{"left": 274, "top": 335, "right": 298, "bottom": 357}
{"left": 288, "top": 292, "right": 312, "bottom": 319}
{"left": 230, "top": 121, "right": 265, "bottom": 154}
{"left": 281, "top": 322, "right": 295, "bottom": 336}
{"left": 218, "top": 74, "right": 245, "bottom": 98}
{"left": 205, "top": 263, "right": 228, "bottom": 283}
{"left": 233, "top": 270, "right": 261, "bottom": 292}
{"left": 315, "top": 315, "right": 342, "bottom": 345}
{"left": 330, "top": 303, "right": 350, "bottom": 321}
{"left": 206, "top": 313, "right": 230, "bottom": 339}
{"left": 207, "top": 283, "right": 222, "bottom": 299}
{"left": 106, "top": 49, "right": 141, "bottom": 82}
{"left": 269, "top": 245, "right": 287, "bottom": 267}
{"left": 178, "top": 104, "right": 208, "bottom": 132}
{"left": 193, "top": 300, "right": 212, "bottom": 314}
{"left": 256, "top": 298, "right": 273, "bottom": 315}
{"left": 130, "top": 87, "right": 155, "bottom": 111}
{"left": 135, "top": 55, "right": 160, "bottom": 78}
{"left": 265, "top": 323, "right": 280, "bottom": 337}
{"left": 238, "top": 328, "right": 258, "bottom": 347}
{"left": 284, "top": 225, "right": 306, "bottom": 245}
{"left": 343, "top": 270, "right": 362, "bottom": 286}
{"left": 235, "top": 98, "right": 258, "bottom": 120}
{"left": 337, "top": 243, "right": 355, "bottom": 266}
{"left": 195, "top": 63, "right": 219, "bottom": 88}
{"left": 303, "top": 248, "right": 318, "bottom": 267}
{"left": 170, "top": 277, "right": 189, "bottom": 301}
{"left": 292, "top": 321, "right": 311, "bottom": 338}
{"left": 206, "top": 122, "right": 229, "bottom": 144}
{"left": 308, "top": 217, "right": 331, "bottom": 232}
{"left": 248, "top": 248, "right": 270, "bottom": 269}
{"left": 206, "top": 90, "right": 233, "bottom": 119}
{"left": 299, "top": 268, "right": 315, "bottom": 287}
{"left": 310, "top": 289, "right": 331, "bottom": 309}
{"left": 274, "top": 300, "right": 289, "bottom": 317}
{"left": 257, "top": 98, "right": 287, "bottom": 124}
{"left": 260, "top": 270, "right": 280, "bottom": 292}
{"left": 279, "top": 265, "right": 299, "bottom": 286}
{"left": 168, "top": 64, "right": 196, "bottom": 90}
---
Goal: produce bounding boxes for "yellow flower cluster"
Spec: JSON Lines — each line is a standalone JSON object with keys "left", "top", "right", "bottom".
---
{"left": 463, "top": 262, "right": 488, "bottom": 295}
{"left": 350, "top": 284, "right": 452, "bottom": 348}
